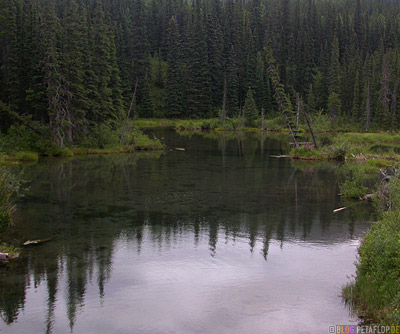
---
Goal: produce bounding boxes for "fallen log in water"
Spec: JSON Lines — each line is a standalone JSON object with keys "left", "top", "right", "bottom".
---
{"left": 270, "top": 155, "right": 290, "bottom": 158}
{"left": 175, "top": 148, "right": 185, "bottom": 151}
{"left": 23, "top": 236, "right": 54, "bottom": 246}
{"left": 333, "top": 207, "right": 347, "bottom": 213}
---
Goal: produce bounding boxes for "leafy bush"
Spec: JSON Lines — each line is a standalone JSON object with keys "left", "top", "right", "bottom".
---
{"left": 0, "top": 169, "right": 21, "bottom": 231}
{"left": 339, "top": 178, "right": 367, "bottom": 198}
{"left": 199, "top": 119, "right": 220, "bottom": 130}
{"left": 311, "top": 110, "right": 332, "bottom": 132}
{"left": 266, "top": 116, "right": 286, "bottom": 131}
{"left": 132, "top": 130, "right": 162, "bottom": 150}
{"left": 82, "top": 123, "right": 121, "bottom": 148}
{"left": 0, "top": 124, "right": 55, "bottom": 154}
{"left": 219, "top": 117, "right": 245, "bottom": 130}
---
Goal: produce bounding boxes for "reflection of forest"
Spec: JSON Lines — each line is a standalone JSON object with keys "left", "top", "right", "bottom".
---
{"left": 0, "top": 131, "right": 373, "bottom": 332}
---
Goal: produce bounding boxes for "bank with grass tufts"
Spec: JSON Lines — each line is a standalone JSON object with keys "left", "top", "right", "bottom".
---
{"left": 288, "top": 131, "right": 400, "bottom": 163}
{"left": 0, "top": 124, "right": 163, "bottom": 165}
{"left": 343, "top": 173, "right": 400, "bottom": 325}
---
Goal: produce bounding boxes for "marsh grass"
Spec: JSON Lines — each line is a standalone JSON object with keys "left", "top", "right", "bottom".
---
{"left": 343, "top": 176, "right": 400, "bottom": 325}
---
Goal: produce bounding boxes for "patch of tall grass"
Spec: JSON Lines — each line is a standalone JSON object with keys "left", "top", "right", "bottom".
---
{"left": 0, "top": 169, "right": 21, "bottom": 232}
{"left": 343, "top": 175, "right": 400, "bottom": 324}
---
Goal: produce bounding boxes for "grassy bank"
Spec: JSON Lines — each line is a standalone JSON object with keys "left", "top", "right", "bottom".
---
{"left": 343, "top": 173, "right": 400, "bottom": 324}
{"left": 289, "top": 131, "right": 400, "bottom": 162}
{"left": 0, "top": 124, "right": 162, "bottom": 165}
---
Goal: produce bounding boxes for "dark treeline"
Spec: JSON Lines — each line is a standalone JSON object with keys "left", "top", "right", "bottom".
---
{"left": 2, "top": 0, "right": 400, "bottom": 146}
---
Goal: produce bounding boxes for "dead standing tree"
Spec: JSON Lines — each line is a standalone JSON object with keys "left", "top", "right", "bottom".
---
{"left": 295, "top": 92, "right": 318, "bottom": 149}
{"left": 120, "top": 78, "right": 139, "bottom": 145}
{"left": 265, "top": 45, "right": 299, "bottom": 148}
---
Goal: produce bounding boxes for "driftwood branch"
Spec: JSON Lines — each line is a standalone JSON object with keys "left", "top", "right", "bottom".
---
{"left": 23, "top": 236, "right": 55, "bottom": 246}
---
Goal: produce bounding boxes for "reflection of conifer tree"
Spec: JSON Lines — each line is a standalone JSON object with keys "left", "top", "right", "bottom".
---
{"left": 45, "top": 266, "right": 59, "bottom": 334}
{"left": 0, "top": 272, "right": 28, "bottom": 324}
{"left": 193, "top": 218, "right": 201, "bottom": 247}
{"left": 96, "top": 244, "right": 113, "bottom": 300}
{"left": 248, "top": 215, "right": 259, "bottom": 253}
{"left": 262, "top": 225, "right": 273, "bottom": 261}
{"left": 208, "top": 219, "right": 219, "bottom": 256}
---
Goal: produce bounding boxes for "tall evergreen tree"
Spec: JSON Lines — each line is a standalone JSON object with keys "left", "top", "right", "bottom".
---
{"left": 165, "top": 16, "right": 184, "bottom": 117}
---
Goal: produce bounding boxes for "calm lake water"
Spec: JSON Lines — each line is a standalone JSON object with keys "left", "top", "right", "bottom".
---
{"left": 0, "top": 129, "right": 373, "bottom": 334}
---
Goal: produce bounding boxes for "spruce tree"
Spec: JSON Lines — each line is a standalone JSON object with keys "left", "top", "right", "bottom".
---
{"left": 243, "top": 88, "right": 258, "bottom": 125}
{"left": 225, "top": 45, "right": 239, "bottom": 116}
{"left": 185, "top": 9, "right": 211, "bottom": 118}
{"left": 165, "top": 16, "right": 184, "bottom": 117}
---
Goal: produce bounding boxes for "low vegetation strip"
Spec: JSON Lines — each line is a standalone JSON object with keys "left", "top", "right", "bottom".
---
{"left": 343, "top": 175, "right": 400, "bottom": 325}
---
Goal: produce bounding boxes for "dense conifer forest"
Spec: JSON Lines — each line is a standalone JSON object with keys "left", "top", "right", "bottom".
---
{"left": 2, "top": 0, "right": 400, "bottom": 146}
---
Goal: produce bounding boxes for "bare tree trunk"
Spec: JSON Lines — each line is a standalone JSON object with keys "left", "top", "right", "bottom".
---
{"left": 261, "top": 105, "right": 266, "bottom": 130}
{"left": 120, "top": 78, "right": 139, "bottom": 145}
{"left": 296, "top": 93, "right": 318, "bottom": 149}
{"left": 131, "top": 78, "right": 139, "bottom": 124}
{"left": 221, "top": 76, "right": 227, "bottom": 125}
{"left": 365, "top": 79, "right": 371, "bottom": 132}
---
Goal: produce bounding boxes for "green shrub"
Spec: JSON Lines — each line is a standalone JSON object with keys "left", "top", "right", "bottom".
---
{"left": 14, "top": 151, "right": 38, "bottom": 161}
{"left": 0, "top": 124, "right": 55, "bottom": 154}
{"left": 132, "top": 131, "right": 163, "bottom": 150}
{"left": 219, "top": 117, "right": 245, "bottom": 131}
{"left": 266, "top": 116, "right": 286, "bottom": 131}
{"left": 339, "top": 178, "right": 367, "bottom": 198}
{"left": 311, "top": 110, "right": 332, "bottom": 132}
{"left": 199, "top": 119, "right": 220, "bottom": 130}
{"left": 82, "top": 123, "right": 120, "bottom": 148}
{"left": 0, "top": 169, "right": 21, "bottom": 231}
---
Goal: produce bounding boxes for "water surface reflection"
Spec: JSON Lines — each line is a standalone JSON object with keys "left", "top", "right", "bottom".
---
{"left": 0, "top": 130, "right": 372, "bottom": 333}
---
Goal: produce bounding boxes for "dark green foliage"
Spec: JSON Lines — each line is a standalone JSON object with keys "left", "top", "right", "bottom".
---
{"left": 2, "top": 0, "right": 400, "bottom": 139}
{"left": 243, "top": 88, "right": 258, "bottom": 125}
{"left": 165, "top": 16, "right": 184, "bottom": 117}
{"left": 0, "top": 169, "right": 21, "bottom": 231}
